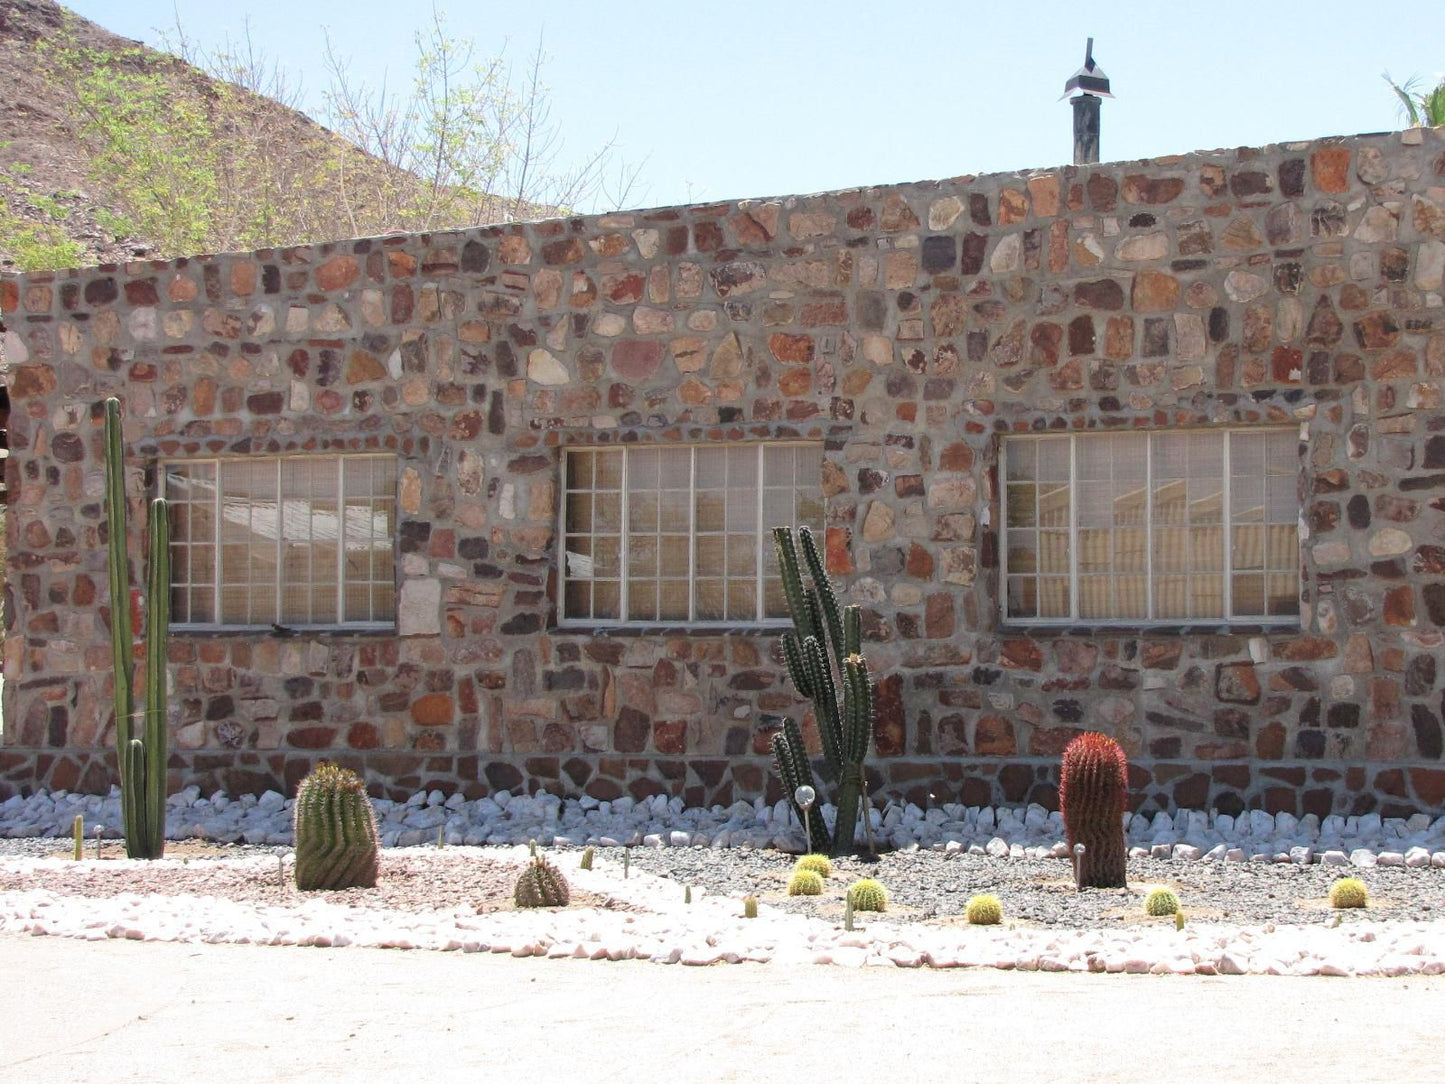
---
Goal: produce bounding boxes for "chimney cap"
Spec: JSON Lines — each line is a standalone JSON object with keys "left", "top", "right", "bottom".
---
{"left": 1063, "top": 37, "right": 1113, "bottom": 99}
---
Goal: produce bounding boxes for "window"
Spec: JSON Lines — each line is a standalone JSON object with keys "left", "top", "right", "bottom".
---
{"left": 164, "top": 455, "right": 397, "bottom": 628}
{"left": 1002, "top": 430, "right": 1299, "bottom": 625}
{"left": 561, "top": 443, "right": 823, "bottom": 626}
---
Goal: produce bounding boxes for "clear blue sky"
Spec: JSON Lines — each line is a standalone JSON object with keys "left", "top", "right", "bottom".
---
{"left": 69, "top": 0, "right": 1445, "bottom": 214}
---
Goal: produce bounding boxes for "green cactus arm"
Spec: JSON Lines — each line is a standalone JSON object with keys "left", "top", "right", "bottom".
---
{"left": 842, "top": 655, "right": 874, "bottom": 765}
{"left": 780, "top": 630, "right": 813, "bottom": 699}
{"left": 772, "top": 527, "right": 816, "bottom": 642}
{"left": 121, "top": 738, "right": 147, "bottom": 859}
{"left": 799, "top": 526, "right": 845, "bottom": 671}
{"left": 843, "top": 604, "right": 861, "bottom": 656}
{"left": 802, "top": 588, "right": 826, "bottom": 654}
{"left": 103, "top": 399, "right": 135, "bottom": 767}
{"left": 800, "top": 635, "right": 842, "bottom": 776}
{"left": 143, "top": 497, "right": 170, "bottom": 857}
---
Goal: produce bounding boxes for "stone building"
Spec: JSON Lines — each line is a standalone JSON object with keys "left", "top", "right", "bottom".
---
{"left": 2, "top": 128, "right": 1443, "bottom": 817}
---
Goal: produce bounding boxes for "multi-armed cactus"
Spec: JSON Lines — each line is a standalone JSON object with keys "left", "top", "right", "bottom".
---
{"left": 770, "top": 525, "right": 875, "bottom": 858}
{"left": 1059, "top": 732, "right": 1130, "bottom": 889}
{"left": 104, "top": 397, "right": 171, "bottom": 860}
{"left": 293, "top": 763, "right": 380, "bottom": 890}
{"left": 514, "top": 854, "right": 570, "bottom": 908}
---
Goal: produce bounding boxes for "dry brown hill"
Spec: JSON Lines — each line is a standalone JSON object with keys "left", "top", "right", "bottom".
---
{"left": 0, "top": 0, "right": 437, "bottom": 269}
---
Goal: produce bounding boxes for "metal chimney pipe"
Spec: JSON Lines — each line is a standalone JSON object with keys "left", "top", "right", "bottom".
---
{"left": 1062, "top": 38, "right": 1112, "bottom": 166}
{"left": 1072, "top": 94, "right": 1101, "bottom": 165}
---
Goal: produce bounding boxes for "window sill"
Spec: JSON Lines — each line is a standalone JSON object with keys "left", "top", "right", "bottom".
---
{"left": 551, "top": 623, "right": 791, "bottom": 637}
{"left": 172, "top": 624, "right": 397, "bottom": 638}
{"left": 998, "top": 622, "right": 1303, "bottom": 638}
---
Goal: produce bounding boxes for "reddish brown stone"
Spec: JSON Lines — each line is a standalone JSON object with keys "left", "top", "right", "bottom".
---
{"left": 905, "top": 543, "right": 934, "bottom": 579}
{"left": 611, "top": 340, "right": 665, "bottom": 381}
{"left": 653, "top": 720, "right": 687, "bottom": 755}
{"left": 411, "top": 694, "right": 455, "bottom": 727}
{"left": 1271, "top": 346, "right": 1303, "bottom": 384}
{"left": 541, "top": 238, "right": 586, "bottom": 265}
{"left": 924, "top": 593, "right": 954, "bottom": 638}
{"left": 1074, "top": 278, "right": 1125, "bottom": 310}
{"left": 939, "top": 442, "right": 974, "bottom": 471}
{"left": 1353, "top": 311, "right": 1400, "bottom": 350}
{"left": 347, "top": 722, "right": 380, "bottom": 750}
{"left": 1410, "top": 767, "right": 1445, "bottom": 807}
{"left": 9, "top": 366, "right": 57, "bottom": 400}
{"left": 1311, "top": 147, "right": 1351, "bottom": 193}
{"left": 1274, "top": 636, "right": 1338, "bottom": 661}
{"left": 615, "top": 707, "right": 650, "bottom": 753}
{"left": 1029, "top": 726, "right": 1084, "bottom": 756}
{"left": 972, "top": 715, "right": 1015, "bottom": 756}
{"left": 1131, "top": 270, "right": 1180, "bottom": 312}
{"left": 1383, "top": 585, "right": 1416, "bottom": 626}
{"left": 1141, "top": 642, "right": 1182, "bottom": 669}
{"left": 1256, "top": 721, "right": 1286, "bottom": 760}
{"left": 315, "top": 255, "right": 359, "bottom": 291}
{"left": 873, "top": 674, "right": 905, "bottom": 756}
{"left": 1122, "top": 175, "right": 1184, "bottom": 204}
{"left": 768, "top": 333, "right": 814, "bottom": 365}
{"left": 999, "top": 639, "right": 1043, "bottom": 671}
{"left": 288, "top": 726, "right": 337, "bottom": 749}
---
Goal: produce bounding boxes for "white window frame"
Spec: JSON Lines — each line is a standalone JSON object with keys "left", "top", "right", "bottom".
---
{"left": 557, "top": 441, "right": 824, "bottom": 629}
{"left": 162, "top": 453, "right": 397, "bottom": 632}
{"left": 1000, "top": 428, "right": 1300, "bottom": 628}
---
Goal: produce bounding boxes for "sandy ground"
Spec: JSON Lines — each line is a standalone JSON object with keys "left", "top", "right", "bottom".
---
{"left": 3, "top": 933, "right": 1445, "bottom": 1083}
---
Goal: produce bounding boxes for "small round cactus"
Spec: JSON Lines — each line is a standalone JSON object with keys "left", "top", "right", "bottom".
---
{"left": 794, "top": 853, "right": 833, "bottom": 879}
{"left": 579, "top": 846, "right": 594, "bottom": 871}
{"left": 1144, "top": 887, "right": 1180, "bottom": 916}
{"left": 514, "top": 855, "right": 570, "bottom": 908}
{"left": 788, "top": 869, "right": 825, "bottom": 896}
{"left": 1329, "top": 876, "right": 1369, "bottom": 909}
{"left": 847, "top": 878, "right": 888, "bottom": 912}
{"left": 965, "top": 893, "right": 1003, "bottom": 925}
{"left": 743, "top": 894, "right": 759, "bottom": 918}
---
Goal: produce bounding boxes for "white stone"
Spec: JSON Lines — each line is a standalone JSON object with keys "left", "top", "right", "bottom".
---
{"left": 1172, "top": 844, "right": 1202, "bottom": 861}
{"left": 527, "top": 349, "right": 570, "bottom": 385}
{"left": 1405, "top": 846, "right": 1431, "bottom": 868}
{"left": 1377, "top": 850, "right": 1406, "bottom": 867}
{"left": 985, "top": 837, "right": 1009, "bottom": 857}
{"left": 1349, "top": 848, "right": 1378, "bottom": 868}
{"left": 397, "top": 578, "right": 442, "bottom": 636}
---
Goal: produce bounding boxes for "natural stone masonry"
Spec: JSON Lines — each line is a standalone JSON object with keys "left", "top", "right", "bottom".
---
{"left": 2, "top": 128, "right": 1444, "bottom": 817}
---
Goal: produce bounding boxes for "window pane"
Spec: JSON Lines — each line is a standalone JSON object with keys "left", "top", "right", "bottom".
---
{"left": 218, "top": 459, "right": 278, "bottom": 624}
{"left": 1004, "top": 429, "right": 1298, "bottom": 626}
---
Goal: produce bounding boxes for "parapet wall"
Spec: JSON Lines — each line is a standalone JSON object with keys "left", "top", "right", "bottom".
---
{"left": 2, "top": 127, "right": 1444, "bottom": 817}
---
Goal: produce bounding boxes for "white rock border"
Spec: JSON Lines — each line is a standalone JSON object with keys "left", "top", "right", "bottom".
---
{"left": 3, "top": 844, "right": 1445, "bottom": 976}
{"left": 5, "top": 787, "right": 1444, "bottom": 869}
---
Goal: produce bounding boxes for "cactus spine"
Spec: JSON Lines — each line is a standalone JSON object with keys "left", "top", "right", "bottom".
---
{"left": 1329, "top": 877, "right": 1368, "bottom": 909}
{"left": 293, "top": 763, "right": 380, "bottom": 891}
{"left": 770, "top": 525, "right": 875, "bottom": 857}
{"left": 514, "top": 855, "right": 570, "bottom": 908}
{"left": 966, "top": 893, "right": 1003, "bottom": 925}
{"left": 846, "top": 878, "right": 888, "bottom": 912}
{"left": 1059, "top": 732, "right": 1129, "bottom": 889}
{"left": 787, "top": 869, "right": 825, "bottom": 896}
{"left": 105, "top": 397, "right": 171, "bottom": 860}
{"left": 1144, "top": 887, "right": 1179, "bottom": 916}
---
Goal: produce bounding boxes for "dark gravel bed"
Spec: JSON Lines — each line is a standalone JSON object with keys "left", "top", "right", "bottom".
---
{"left": 623, "top": 846, "right": 1445, "bottom": 928}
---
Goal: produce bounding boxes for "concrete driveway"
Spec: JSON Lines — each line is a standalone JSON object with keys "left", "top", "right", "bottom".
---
{"left": 2, "top": 934, "right": 1442, "bottom": 1082}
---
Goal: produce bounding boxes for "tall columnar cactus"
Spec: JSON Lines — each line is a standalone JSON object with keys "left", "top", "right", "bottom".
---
{"left": 1059, "top": 732, "right": 1130, "bottom": 889}
{"left": 293, "top": 763, "right": 380, "bottom": 891}
{"left": 769, "top": 525, "right": 875, "bottom": 857}
{"left": 105, "top": 397, "right": 171, "bottom": 860}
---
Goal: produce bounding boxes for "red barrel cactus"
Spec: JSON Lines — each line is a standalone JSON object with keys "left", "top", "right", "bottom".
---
{"left": 1059, "top": 732, "right": 1129, "bottom": 888}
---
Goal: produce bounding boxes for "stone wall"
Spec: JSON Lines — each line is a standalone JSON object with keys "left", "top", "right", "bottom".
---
{"left": 2, "top": 128, "right": 1444, "bottom": 817}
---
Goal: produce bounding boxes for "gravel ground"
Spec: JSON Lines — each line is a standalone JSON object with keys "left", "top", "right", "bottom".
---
{"left": 5, "top": 836, "right": 1443, "bottom": 930}
{"left": 623, "top": 844, "right": 1445, "bottom": 928}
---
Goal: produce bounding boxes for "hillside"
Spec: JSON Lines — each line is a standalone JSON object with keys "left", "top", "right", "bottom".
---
{"left": 0, "top": 0, "right": 527, "bottom": 270}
